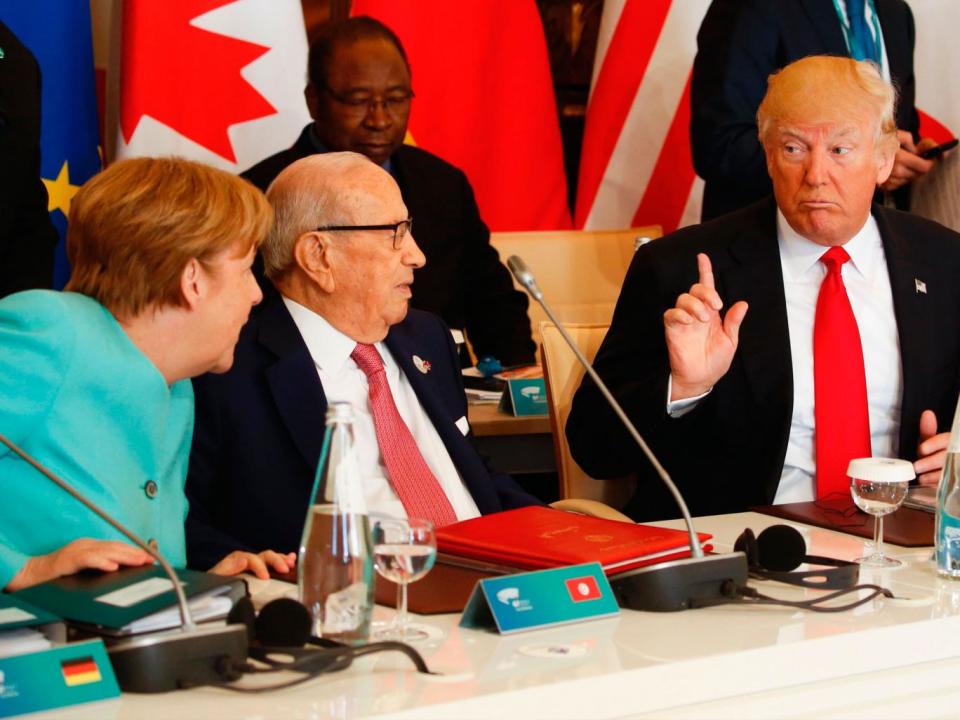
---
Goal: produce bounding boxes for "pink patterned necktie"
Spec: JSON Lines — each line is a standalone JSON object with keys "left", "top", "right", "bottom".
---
{"left": 350, "top": 343, "right": 457, "bottom": 527}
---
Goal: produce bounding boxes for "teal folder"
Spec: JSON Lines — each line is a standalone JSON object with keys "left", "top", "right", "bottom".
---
{"left": 13, "top": 565, "right": 243, "bottom": 635}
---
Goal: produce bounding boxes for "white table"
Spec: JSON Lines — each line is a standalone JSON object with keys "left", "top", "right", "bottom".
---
{"left": 46, "top": 512, "right": 960, "bottom": 719}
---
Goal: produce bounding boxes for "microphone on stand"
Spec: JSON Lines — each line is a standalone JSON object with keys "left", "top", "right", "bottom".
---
{"left": 506, "top": 255, "right": 748, "bottom": 611}
{"left": 0, "top": 433, "right": 247, "bottom": 692}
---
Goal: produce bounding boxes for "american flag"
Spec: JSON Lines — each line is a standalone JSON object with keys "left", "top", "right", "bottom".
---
{"left": 576, "top": 0, "right": 959, "bottom": 235}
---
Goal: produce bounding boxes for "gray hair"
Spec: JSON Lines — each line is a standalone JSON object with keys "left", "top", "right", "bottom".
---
{"left": 262, "top": 152, "right": 376, "bottom": 279}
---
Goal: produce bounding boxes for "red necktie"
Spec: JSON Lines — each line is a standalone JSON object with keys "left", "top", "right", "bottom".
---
{"left": 350, "top": 343, "right": 457, "bottom": 527}
{"left": 813, "top": 246, "right": 871, "bottom": 497}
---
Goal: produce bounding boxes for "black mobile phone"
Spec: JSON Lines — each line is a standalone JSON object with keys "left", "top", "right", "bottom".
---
{"left": 918, "top": 138, "right": 959, "bottom": 159}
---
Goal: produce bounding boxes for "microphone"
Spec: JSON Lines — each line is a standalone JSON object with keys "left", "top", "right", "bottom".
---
{"left": 507, "top": 255, "right": 748, "bottom": 611}
{"left": 0, "top": 433, "right": 247, "bottom": 693}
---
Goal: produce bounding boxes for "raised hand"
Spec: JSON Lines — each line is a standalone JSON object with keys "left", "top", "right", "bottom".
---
{"left": 664, "top": 253, "right": 748, "bottom": 401}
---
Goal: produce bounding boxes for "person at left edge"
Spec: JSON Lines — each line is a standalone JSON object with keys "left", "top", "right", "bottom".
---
{"left": 0, "top": 157, "right": 295, "bottom": 591}
{"left": 0, "top": 20, "right": 58, "bottom": 298}
{"left": 185, "top": 152, "right": 542, "bottom": 570}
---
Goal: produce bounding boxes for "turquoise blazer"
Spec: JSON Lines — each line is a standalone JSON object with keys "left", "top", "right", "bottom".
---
{"left": 0, "top": 291, "right": 193, "bottom": 589}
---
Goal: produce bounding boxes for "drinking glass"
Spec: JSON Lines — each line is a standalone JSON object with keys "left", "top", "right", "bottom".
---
{"left": 848, "top": 458, "right": 915, "bottom": 568}
{"left": 371, "top": 515, "right": 437, "bottom": 641}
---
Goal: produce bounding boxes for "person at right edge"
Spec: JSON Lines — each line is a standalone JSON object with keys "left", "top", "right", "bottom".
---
{"left": 567, "top": 56, "right": 960, "bottom": 523}
{"left": 243, "top": 17, "right": 535, "bottom": 368}
{"left": 691, "top": 0, "right": 940, "bottom": 221}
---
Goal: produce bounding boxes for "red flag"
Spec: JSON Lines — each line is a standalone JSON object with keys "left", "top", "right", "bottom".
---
{"left": 351, "top": 1, "right": 571, "bottom": 231}
{"left": 565, "top": 575, "right": 602, "bottom": 602}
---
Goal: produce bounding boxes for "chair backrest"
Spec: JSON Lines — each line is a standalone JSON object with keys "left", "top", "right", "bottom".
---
{"left": 490, "top": 226, "right": 661, "bottom": 344}
{"left": 540, "top": 321, "right": 636, "bottom": 508}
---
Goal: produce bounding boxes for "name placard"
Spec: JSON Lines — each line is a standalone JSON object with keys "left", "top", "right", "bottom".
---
{"left": 0, "top": 639, "right": 120, "bottom": 717}
{"left": 460, "top": 562, "right": 619, "bottom": 634}
{"left": 499, "top": 377, "right": 548, "bottom": 417}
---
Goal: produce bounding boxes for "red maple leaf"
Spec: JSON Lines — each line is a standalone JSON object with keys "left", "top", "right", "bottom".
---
{"left": 120, "top": 0, "right": 277, "bottom": 163}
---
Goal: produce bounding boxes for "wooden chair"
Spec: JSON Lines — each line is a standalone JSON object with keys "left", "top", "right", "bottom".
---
{"left": 540, "top": 321, "right": 636, "bottom": 512}
{"left": 489, "top": 226, "right": 661, "bottom": 345}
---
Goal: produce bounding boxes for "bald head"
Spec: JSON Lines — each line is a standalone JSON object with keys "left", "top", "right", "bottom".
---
{"left": 262, "top": 151, "right": 398, "bottom": 279}
{"left": 757, "top": 55, "right": 897, "bottom": 153}
{"left": 263, "top": 150, "right": 424, "bottom": 343}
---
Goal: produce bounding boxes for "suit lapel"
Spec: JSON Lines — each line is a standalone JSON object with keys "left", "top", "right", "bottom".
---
{"left": 874, "top": 0, "right": 909, "bottom": 80}
{"left": 385, "top": 331, "right": 458, "bottom": 445}
{"left": 874, "top": 206, "right": 929, "bottom": 453}
{"left": 258, "top": 298, "right": 329, "bottom": 471}
{"left": 718, "top": 201, "right": 794, "bottom": 499}
{"left": 798, "top": 0, "right": 850, "bottom": 54}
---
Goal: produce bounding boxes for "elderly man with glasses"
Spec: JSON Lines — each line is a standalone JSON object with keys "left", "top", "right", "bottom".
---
{"left": 184, "top": 152, "right": 541, "bottom": 570}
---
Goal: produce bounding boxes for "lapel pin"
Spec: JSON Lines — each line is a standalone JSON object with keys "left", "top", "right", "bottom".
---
{"left": 915, "top": 278, "right": 927, "bottom": 295}
{"left": 413, "top": 355, "right": 431, "bottom": 374}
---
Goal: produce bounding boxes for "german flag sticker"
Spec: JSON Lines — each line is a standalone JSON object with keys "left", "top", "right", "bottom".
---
{"left": 61, "top": 656, "right": 102, "bottom": 686}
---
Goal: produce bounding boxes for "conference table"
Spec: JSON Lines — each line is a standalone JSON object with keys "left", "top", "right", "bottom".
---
{"left": 49, "top": 511, "right": 960, "bottom": 719}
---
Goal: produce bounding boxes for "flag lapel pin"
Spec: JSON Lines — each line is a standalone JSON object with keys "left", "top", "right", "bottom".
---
{"left": 413, "top": 355, "right": 431, "bottom": 374}
{"left": 915, "top": 278, "right": 927, "bottom": 295}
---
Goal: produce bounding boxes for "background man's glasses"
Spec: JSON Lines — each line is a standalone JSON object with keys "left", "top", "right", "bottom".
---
{"left": 316, "top": 218, "right": 413, "bottom": 250}
{"left": 322, "top": 85, "right": 414, "bottom": 117}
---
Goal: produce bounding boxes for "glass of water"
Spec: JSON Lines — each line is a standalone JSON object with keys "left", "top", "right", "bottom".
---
{"left": 849, "top": 458, "right": 915, "bottom": 568}
{"left": 371, "top": 515, "right": 437, "bottom": 641}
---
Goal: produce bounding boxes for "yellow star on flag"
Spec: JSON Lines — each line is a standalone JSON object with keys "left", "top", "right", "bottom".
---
{"left": 42, "top": 160, "right": 80, "bottom": 217}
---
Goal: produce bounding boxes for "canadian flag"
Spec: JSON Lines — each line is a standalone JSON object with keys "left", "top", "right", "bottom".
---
{"left": 111, "top": 0, "right": 310, "bottom": 172}
{"left": 577, "top": 0, "right": 959, "bottom": 235}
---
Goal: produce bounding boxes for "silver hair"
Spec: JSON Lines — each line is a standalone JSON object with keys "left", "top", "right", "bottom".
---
{"left": 262, "top": 152, "right": 374, "bottom": 279}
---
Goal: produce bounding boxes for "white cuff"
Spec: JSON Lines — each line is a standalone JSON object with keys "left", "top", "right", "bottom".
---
{"left": 666, "top": 375, "right": 711, "bottom": 418}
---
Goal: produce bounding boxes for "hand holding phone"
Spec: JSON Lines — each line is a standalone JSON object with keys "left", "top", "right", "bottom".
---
{"left": 918, "top": 138, "right": 959, "bottom": 160}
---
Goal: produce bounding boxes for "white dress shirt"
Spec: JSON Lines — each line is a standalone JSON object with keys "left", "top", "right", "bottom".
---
{"left": 667, "top": 212, "right": 903, "bottom": 503}
{"left": 776, "top": 211, "right": 902, "bottom": 502}
{"left": 283, "top": 297, "right": 481, "bottom": 522}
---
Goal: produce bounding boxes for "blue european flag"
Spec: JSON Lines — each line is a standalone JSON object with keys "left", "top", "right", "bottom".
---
{"left": 1, "top": 1, "right": 101, "bottom": 288}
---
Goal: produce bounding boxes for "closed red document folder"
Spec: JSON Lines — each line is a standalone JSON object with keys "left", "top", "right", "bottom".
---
{"left": 437, "top": 506, "right": 712, "bottom": 575}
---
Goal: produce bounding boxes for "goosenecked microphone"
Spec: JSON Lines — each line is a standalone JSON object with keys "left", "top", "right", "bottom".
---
{"left": 506, "top": 255, "right": 749, "bottom": 611}
{"left": 0, "top": 433, "right": 247, "bottom": 693}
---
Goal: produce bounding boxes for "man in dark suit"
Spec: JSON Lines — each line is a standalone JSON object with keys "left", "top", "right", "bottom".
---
{"left": 243, "top": 16, "right": 535, "bottom": 368}
{"left": 0, "top": 21, "right": 56, "bottom": 297}
{"left": 567, "top": 56, "right": 960, "bottom": 522}
{"left": 186, "top": 152, "right": 539, "bottom": 570}
{"left": 691, "top": 0, "right": 937, "bottom": 221}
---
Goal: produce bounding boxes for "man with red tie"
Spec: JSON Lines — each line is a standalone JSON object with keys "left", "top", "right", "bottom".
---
{"left": 184, "top": 152, "right": 539, "bottom": 570}
{"left": 567, "top": 56, "right": 960, "bottom": 522}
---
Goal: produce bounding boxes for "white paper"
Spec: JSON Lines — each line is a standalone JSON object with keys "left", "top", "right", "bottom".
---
{"left": 0, "top": 608, "right": 36, "bottom": 625}
{"left": 95, "top": 577, "right": 177, "bottom": 608}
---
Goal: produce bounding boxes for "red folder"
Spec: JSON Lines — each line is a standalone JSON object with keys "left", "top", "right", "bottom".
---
{"left": 436, "top": 506, "right": 712, "bottom": 575}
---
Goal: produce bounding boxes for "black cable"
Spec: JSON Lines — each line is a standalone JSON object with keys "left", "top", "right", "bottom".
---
{"left": 182, "top": 640, "right": 436, "bottom": 693}
{"left": 689, "top": 580, "right": 893, "bottom": 612}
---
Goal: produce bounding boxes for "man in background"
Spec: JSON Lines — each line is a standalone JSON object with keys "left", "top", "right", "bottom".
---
{"left": 691, "top": 0, "right": 938, "bottom": 221}
{"left": 243, "top": 16, "right": 535, "bottom": 368}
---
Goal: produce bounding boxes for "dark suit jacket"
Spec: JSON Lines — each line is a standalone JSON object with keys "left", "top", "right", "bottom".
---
{"left": 566, "top": 197, "right": 960, "bottom": 521}
{"left": 242, "top": 127, "right": 536, "bottom": 366}
{"left": 690, "top": 0, "right": 919, "bottom": 221}
{"left": 185, "top": 296, "right": 541, "bottom": 570}
{"left": 0, "top": 21, "right": 56, "bottom": 297}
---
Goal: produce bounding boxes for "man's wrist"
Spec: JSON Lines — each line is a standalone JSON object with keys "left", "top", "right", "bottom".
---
{"left": 669, "top": 376, "right": 714, "bottom": 401}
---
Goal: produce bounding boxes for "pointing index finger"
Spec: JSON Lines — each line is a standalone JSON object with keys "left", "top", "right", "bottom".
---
{"left": 697, "top": 253, "right": 715, "bottom": 291}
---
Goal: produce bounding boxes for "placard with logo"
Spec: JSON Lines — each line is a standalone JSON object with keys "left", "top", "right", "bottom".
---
{"left": 460, "top": 562, "right": 619, "bottom": 634}
{"left": 498, "top": 377, "right": 549, "bottom": 417}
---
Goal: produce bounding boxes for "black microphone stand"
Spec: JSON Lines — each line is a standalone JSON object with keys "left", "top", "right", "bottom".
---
{"left": 506, "top": 255, "right": 748, "bottom": 611}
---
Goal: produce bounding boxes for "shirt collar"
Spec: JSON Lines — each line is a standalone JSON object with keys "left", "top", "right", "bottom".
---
{"left": 282, "top": 296, "right": 362, "bottom": 377}
{"left": 776, "top": 209, "right": 883, "bottom": 283}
